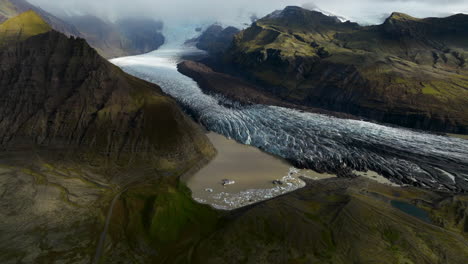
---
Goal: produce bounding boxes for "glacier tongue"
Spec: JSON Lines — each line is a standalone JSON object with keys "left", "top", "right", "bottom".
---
{"left": 111, "top": 28, "right": 468, "bottom": 193}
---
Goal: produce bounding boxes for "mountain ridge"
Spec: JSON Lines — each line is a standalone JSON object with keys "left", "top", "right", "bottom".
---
{"left": 0, "top": 0, "right": 166, "bottom": 58}
{"left": 197, "top": 6, "right": 468, "bottom": 133}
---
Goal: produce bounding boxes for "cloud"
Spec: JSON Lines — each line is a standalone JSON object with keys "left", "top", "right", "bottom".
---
{"left": 28, "top": 0, "right": 468, "bottom": 25}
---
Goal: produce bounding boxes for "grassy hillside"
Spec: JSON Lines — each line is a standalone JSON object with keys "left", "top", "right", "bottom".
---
{"left": 225, "top": 6, "right": 468, "bottom": 133}
{"left": 0, "top": 10, "right": 50, "bottom": 44}
{"left": 102, "top": 177, "right": 468, "bottom": 263}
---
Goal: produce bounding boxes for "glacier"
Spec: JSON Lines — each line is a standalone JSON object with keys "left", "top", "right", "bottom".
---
{"left": 112, "top": 23, "right": 468, "bottom": 193}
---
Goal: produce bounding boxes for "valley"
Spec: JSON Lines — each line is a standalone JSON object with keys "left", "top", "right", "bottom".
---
{"left": 112, "top": 27, "right": 468, "bottom": 195}
{"left": 0, "top": 1, "right": 467, "bottom": 263}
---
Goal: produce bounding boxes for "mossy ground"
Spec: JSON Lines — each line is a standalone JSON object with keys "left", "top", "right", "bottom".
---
{"left": 101, "top": 177, "right": 468, "bottom": 264}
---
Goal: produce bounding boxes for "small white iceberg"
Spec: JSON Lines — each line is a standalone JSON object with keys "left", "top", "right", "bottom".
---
{"left": 221, "top": 179, "right": 236, "bottom": 186}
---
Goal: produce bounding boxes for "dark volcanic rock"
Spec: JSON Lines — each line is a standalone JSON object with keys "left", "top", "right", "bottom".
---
{"left": 191, "top": 24, "right": 239, "bottom": 55}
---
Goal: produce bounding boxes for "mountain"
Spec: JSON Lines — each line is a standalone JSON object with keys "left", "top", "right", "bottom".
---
{"left": 189, "top": 24, "right": 239, "bottom": 55}
{"left": 116, "top": 18, "right": 165, "bottom": 55}
{"left": 0, "top": 11, "right": 210, "bottom": 164}
{"left": 0, "top": 9, "right": 467, "bottom": 264}
{"left": 64, "top": 15, "right": 165, "bottom": 58}
{"left": 0, "top": 1, "right": 165, "bottom": 58}
{"left": 211, "top": 6, "right": 468, "bottom": 134}
{"left": 0, "top": 0, "right": 80, "bottom": 36}
{"left": 0, "top": 11, "right": 214, "bottom": 263}
{"left": 64, "top": 15, "right": 124, "bottom": 58}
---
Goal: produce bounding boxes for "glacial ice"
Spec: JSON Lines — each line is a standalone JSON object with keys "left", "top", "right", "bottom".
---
{"left": 111, "top": 24, "right": 468, "bottom": 193}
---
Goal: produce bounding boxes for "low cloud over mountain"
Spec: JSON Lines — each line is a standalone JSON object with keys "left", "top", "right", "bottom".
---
{"left": 29, "top": 0, "right": 468, "bottom": 25}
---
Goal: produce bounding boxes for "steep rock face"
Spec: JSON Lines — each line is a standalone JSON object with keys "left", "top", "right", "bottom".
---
{"left": 222, "top": 6, "right": 468, "bottom": 133}
{"left": 64, "top": 15, "right": 165, "bottom": 58}
{"left": 0, "top": 27, "right": 212, "bottom": 169}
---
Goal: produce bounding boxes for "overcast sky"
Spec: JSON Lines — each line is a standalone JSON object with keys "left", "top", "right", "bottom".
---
{"left": 29, "top": 0, "right": 468, "bottom": 25}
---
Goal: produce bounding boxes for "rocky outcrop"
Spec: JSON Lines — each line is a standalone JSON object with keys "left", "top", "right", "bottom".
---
{"left": 219, "top": 6, "right": 468, "bottom": 134}
{"left": 189, "top": 24, "right": 239, "bottom": 55}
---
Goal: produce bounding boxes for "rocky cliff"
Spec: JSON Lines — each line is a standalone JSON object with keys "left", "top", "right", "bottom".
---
{"left": 219, "top": 6, "right": 468, "bottom": 134}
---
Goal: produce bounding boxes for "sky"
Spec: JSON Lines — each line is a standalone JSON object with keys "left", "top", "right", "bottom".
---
{"left": 29, "top": 0, "right": 468, "bottom": 25}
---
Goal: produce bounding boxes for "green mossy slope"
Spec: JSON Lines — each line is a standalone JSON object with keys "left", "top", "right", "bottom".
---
{"left": 0, "top": 10, "right": 50, "bottom": 44}
{"left": 104, "top": 178, "right": 468, "bottom": 264}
